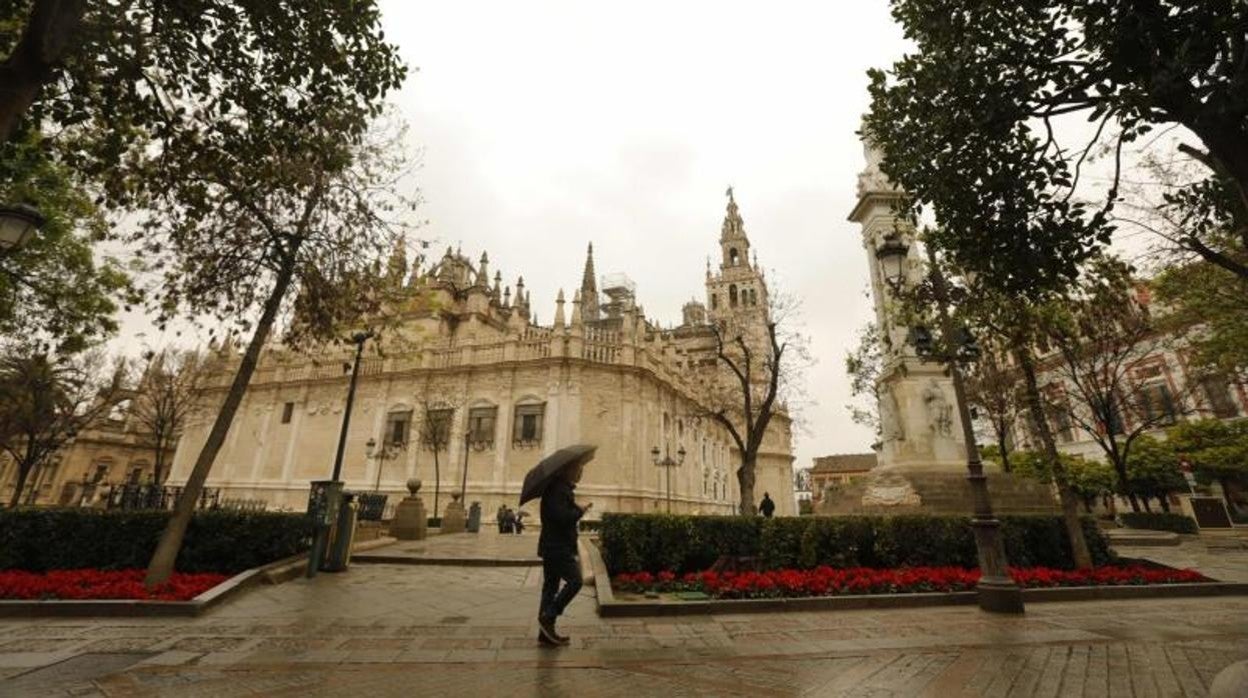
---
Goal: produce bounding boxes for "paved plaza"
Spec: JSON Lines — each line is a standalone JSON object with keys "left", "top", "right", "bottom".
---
{"left": 2, "top": 531, "right": 1247, "bottom": 697}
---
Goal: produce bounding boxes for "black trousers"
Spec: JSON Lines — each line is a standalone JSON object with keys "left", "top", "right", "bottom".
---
{"left": 539, "top": 554, "right": 582, "bottom": 619}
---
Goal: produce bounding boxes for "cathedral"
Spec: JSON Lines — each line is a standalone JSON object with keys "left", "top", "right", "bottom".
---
{"left": 166, "top": 193, "right": 797, "bottom": 517}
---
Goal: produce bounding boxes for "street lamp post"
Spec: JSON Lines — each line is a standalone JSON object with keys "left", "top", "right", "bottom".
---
{"left": 0, "top": 203, "right": 44, "bottom": 254}
{"left": 307, "top": 329, "right": 374, "bottom": 578}
{"left": 650, "top": 445, "right": 686, "bottom": 513}
{"left": 875, "top": 238, "right": 1024, "bottom": 615}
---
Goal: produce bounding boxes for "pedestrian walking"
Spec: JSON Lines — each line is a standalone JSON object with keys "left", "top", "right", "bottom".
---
{"left": 759, "top": 492, "right": 776, "bottom": 518}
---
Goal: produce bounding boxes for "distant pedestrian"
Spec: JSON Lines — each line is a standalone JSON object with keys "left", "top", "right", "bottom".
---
{"left": 496, "top": 505, "right": 507, "bottom": 534}
{"left": 537, "top": 459, "right": 592, "bottom": 646}
{"left": 502, "top": 507, "right": 516, "bottom": 534}
{"left": 514, "top": 510, "right": 527, "bottom": 534}
{"left": 759, "top": 492, "right": 775, "bottom": 518}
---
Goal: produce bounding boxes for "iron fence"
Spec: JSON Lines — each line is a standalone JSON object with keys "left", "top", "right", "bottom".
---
{"left": 103, "top": 484, "right": 223, "bottom": 512}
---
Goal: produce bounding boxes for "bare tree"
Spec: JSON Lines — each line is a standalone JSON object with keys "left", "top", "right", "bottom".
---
{"left": 416, "top": 393, "right": 459, "bottom": 518}
{"left": 698, "top": 291, "right": 810, "bottom": 516}
{"left": 142, "top": 115, "right": 418, "bottom": 588}
{"left": 1042, "top": 260, "right": 1196, "bottom": 510}
{"left": 0, "top": 344, "right": 127, "bottom": 507}
{"left": 963, "top": 342, "right": 1022, "bottom": 473}
{"left": 129, "top": 349, "right": 203, "bottom": 486}
{"left": 844, "top": 321, "right": 882, "bottom": 440}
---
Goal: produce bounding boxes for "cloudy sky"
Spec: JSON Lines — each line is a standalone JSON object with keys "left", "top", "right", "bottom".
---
{"left": 372, "top": 0, "right": 916, "bottom": 468}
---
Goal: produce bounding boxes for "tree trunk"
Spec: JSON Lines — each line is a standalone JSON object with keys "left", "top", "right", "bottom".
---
{"left": 1188, "top": 119, "right": 1248, "bottom": 265}
{"left": 1013, "top": 344, "right": 1094, "bottom": 569}
{"left": 144, "top": 257, "right": 298, "bottom": 588}
{"left": 1159, "top": 496, "right": 1171, "bottom": 513}
{"left": 996, "top": 430, "right": 1011, "bottom": 473}
{"left": 1219, "top": 477, "right": 1239, "bottom": 514}
{"left": 1127, "top": 493, "right": 1141, "bottom": 513}
{"left": 1141, "top": 497, "right": 1153, "bottom": 513}
{"left": 0, "top": 0, "right": 88, "bottom": 144}
{"left": 152, "top": 443, "right": 165, "bottom": 487}
{"left": 433, "top": 448, "right": 441, "bottom": 518}
{"left": 737, "top": 455, "right": 757, "bottom": 516}
{"left": 7, "top": 464, "right": 31, "bottom": 508}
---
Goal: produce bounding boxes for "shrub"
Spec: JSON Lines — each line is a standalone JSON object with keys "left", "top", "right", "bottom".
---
{"left": 0, "top": 509, "right": 312, "bottom": 573}
{"left": 599, "top": 513, "right": 1113, "bottom": 574}
{"left": 1119, "top": 512, "right": 1199, "bottom": 534}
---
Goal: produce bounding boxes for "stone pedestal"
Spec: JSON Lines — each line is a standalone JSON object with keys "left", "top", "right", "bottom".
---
{"left": 390, "top": 479, "right": 429, "bottom": 541}
{"left": 441, "top": 492, "right": 467, "bottom": 534}
{"left": 818, "top": 464, "right": 1059, "bottom": 516}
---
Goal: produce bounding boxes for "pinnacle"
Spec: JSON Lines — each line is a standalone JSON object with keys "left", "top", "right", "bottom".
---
{"left": 581, "top": 242, "right": 598, "bottom": 293}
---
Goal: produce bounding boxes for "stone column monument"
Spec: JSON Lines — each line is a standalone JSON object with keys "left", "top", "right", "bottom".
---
{"left": 820, "top": 128, "right": 1056, "bottom": 515}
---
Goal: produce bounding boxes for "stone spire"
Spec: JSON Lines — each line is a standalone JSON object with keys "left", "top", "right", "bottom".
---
{"left": 503, "top": 285, "right": 511, "bottom": 308}
{"left": 477, "top": 251, "right": 490, "bottom": 287}
{"left": 492, "top": 271, "right": 502, "bottom": 302}
{"left": 516, "top": 276, "right": 529, "bottom": 317}
{"left": 580, "top": 243, "right": 600, "bottom": 322}
{"left": 570, "top": 289, "right": 583, "bottom": 328}
{"left": 553, "top": 289, "right": 566, "bottom": 328}
{"left": 387, "top": 235, "right": 408, "bottom": 285}
{"left": 721, "top": 186, "right": 747, "bottom": 242}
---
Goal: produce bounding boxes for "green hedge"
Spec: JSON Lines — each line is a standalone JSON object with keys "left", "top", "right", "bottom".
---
{"left": 1119, "top": 512, "right": 1199, "bottom": 534}
{"left": 0, "top": 509, "right": 313, "bottom": 573}
{"left": 599, "top": 513, "right": 1113, "bottom": 574}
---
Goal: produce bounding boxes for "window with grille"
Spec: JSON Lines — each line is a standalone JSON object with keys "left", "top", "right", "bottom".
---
{"left": 468, "top": 407, "right": 497, "bottom": 448}
{"left": 513, "top": 403, "right": 545, "bottom": 445}
{"left": 1136, "top": 383, "right": 1177, "bottom": 426}
{"left": 386, "top": 410, "right": 412, "bottom": 447}
{"left": 1047, "top": 406, "right": 1075, "bottom": 443}
{"left": 1200, "top": 375, "right": 1239, "bottom": 418}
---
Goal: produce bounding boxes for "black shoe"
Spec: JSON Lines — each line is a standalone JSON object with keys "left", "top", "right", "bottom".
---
{"left": 537, "top": 630, "right": 560, "bottom": 647}
{"left": 538, "top": 616, "right": 570, "bottom": 645}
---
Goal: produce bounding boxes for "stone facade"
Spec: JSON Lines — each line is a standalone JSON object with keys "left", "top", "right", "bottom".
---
{"left": 166, "top": 195, "right": 796, "bottom": 518}
{"left": 0, "top": 403, "right": 174, "bottom": 508}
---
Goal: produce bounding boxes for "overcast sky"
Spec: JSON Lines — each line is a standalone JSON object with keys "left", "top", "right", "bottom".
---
{"left": 371, "top": 0, "right": 916, "bottom": 468}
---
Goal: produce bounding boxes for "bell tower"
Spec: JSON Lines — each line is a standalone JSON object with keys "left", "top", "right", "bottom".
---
{"left": 706, "top": 188, "right": 769, "bottom": 329}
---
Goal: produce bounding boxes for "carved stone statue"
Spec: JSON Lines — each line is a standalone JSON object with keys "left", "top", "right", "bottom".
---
{"left": 856, "top": 120, "right": 901, "bottom": 198}
{"left": 922, "top": 380, "right": 954, "bottom": 437}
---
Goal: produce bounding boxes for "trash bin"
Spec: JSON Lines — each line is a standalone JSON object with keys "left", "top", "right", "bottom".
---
{"left": 467, "top": 501, "right": 482, "bottom": 533}
{"left": 323, "top": 491, "right": 359, "bottom": 572}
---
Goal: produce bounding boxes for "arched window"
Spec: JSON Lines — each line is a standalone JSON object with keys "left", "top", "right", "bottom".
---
{"left": 711, "top": 294, "right": 718, "bottom": 310}
{"left": 729, "top": 285, "right": 738, "bottom": 307}
{"left": 729, "top": 248, "right": 739, "bottom": 266}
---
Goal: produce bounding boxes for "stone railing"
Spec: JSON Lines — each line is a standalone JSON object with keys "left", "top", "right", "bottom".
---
{"left": 208, "top": 324, "right": 706, "bottom": 399}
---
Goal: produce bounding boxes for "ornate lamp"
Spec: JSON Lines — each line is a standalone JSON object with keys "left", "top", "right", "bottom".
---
{"left": 0, "top": 203, "right": 44, "bottom": 252}
{"left": 874, "top": 234, "right": 909, "bottom": 290}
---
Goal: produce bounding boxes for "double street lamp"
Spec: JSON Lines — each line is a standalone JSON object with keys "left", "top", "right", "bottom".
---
{"left": 876, "top": 236, "right": 1025, "bottom": 615}
{"left": 366, "top": 437, "right": 405, "bottom": 493}
{"left": 650, "top": 444, "right": 686, "bottom": 513}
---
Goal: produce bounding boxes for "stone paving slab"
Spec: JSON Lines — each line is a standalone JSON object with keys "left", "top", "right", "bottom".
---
{"left": 2, "top": 534, "right": 1248, "bottom": 696}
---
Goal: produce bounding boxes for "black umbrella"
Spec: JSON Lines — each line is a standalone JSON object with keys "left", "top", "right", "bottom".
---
{"left": 519, "top": 444, "right": 597, "bottom": 506}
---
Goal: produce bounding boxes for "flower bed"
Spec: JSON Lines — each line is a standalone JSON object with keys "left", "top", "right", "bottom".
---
{"left": 0, "top": 569, "right": 229, "bottom": 602}
{"left": 613, "top": 565, "right": 1207, "bottom": 599}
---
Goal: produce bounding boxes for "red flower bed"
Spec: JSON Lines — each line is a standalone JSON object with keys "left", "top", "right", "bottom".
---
{"left": 0, "top": 569, "right": 229, "bottom": 602}
{"left": 613, "top": 565, "right": 1207, "bottom": 599}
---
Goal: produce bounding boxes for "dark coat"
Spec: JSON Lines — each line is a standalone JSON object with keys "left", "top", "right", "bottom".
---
{"left": 759, "top": 495, "right": 776, "bottom": 517}
{"left": 538, "top": 478, "right": 584, "bottom": 558}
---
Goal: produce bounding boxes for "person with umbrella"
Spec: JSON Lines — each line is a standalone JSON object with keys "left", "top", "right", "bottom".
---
{"left": 519, "top": 444, "right": 596, "bottom": 646}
